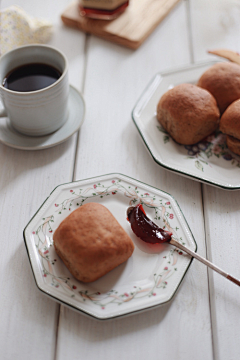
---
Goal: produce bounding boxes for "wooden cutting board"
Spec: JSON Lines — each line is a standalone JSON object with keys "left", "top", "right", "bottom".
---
{"left": 61, "top": 0, "right": 181, "bottom": 49}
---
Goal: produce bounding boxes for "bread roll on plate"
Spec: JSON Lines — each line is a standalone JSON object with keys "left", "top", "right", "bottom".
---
{"left": 157, "top": 83, "right": 220, "bottom": 145}
{"left": 220, "top": 99, "right": 240, "bottom": 155}
{"left": 197, "top": 62, "right": 240, "bottom": 114}
{"left": 53, "top": 202, "right": 134, "bottom": 283}
{"left": 226, "top": 136, "right": 240, "bottom": 156}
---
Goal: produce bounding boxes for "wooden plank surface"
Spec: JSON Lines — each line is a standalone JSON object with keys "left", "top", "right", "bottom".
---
{"left": 56, "top": 2, "right": 214, "bottom": 359}
{"left": 0, "top": 1, "right": 86, "bottom": 359}
{"left": 3, "top": 0, "right": 240, "bottom": 359}
{"left": 61, "top": 0, "right": 181, "bottom": 49}
{"left": 189, "top": 1, "right": 240, "bottom": 359}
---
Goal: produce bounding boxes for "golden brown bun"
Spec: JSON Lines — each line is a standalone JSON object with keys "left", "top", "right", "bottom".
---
{"left": 220, "top": 100, "right": 240, "bottom": 155}
{"left": 197, "top": 62, "right": 240, "bottom": 114}
{"left": 157, "top": 83, "right": 220, "bottom": 145}
{"left": 226, "top": 135, "right": 240, "bottom": 156}
{"left": 220, "top": 99, "right": 240, "bottom": 139}
{"left": 53, "top": 203, "right": 134, "bottom": 283}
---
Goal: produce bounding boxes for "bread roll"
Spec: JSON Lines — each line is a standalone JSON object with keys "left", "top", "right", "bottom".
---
{"left": 220, "top": 99, "right": 240, "bottom": 139}
{"left": 220, "top": 99, "right": 240, "bottom": 155}
{"left": 197, "top": 62, "right": 240, "bottom": 114}
{"left": 157, "top": 83, "right": 220, "bottom": 145}
{"left": 53, "top": 202, "right": 134, "bottom": 283}
{"left": 226, "top": 135, "right": 240, "bottom": 156}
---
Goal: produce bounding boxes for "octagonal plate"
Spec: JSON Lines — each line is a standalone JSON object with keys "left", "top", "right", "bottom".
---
{"left": 24, "top": 173, "right": 196, "bottom": 320}
{"left": 132, "top": 61, "right": 240, "bottom": 190}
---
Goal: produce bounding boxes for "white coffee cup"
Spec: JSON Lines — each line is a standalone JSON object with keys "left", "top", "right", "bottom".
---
{"left": 0, "top": 44, "right": 69, "bottom": 136}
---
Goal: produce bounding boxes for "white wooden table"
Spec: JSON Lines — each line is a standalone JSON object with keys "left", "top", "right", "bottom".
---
{"left": 1, "top": 1, "right": 240, "bottom": 359}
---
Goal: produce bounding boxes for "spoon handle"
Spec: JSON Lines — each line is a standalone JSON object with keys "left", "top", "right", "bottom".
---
{"left": 170, "top": 237, "right": 240, "bottom": 287}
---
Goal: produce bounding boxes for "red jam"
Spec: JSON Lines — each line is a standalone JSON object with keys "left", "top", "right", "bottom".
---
{"left": 128, "top": 204, "right": 172, "bottom": 244}
{"left": 79, "top": 0, "right": 129, "bottom": 20}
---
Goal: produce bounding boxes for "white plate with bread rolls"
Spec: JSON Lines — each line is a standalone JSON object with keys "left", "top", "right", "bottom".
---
{"left": 132, "top": 61, "right": 240, "bottom": 190}
{"left": 23, "top": 173, "right": 196, "bottom": 320}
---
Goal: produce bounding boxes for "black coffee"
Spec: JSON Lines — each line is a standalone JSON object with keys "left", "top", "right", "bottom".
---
{"left": 3, "top": 63, "right": 62, "bottom": 92}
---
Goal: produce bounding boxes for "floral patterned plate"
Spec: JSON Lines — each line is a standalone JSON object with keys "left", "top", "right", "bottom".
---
{"left": 24, "top": 173, "right": 196, "bottom": 320}
{"left": 132, "top": 61, "right": 240, "bottom": 190}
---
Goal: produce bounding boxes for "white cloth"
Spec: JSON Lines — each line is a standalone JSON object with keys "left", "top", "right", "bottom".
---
{"left": 0, "top": 6, "right": 53, "bottom": 55}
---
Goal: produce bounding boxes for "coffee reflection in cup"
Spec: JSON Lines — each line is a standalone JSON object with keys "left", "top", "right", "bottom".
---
{"left": 0, "top": 44, "right": 69, "bottom": 137}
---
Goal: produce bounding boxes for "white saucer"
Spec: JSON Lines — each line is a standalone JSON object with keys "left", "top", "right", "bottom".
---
{"left": 0, "top": 85, "right": 85, "bottom": 150}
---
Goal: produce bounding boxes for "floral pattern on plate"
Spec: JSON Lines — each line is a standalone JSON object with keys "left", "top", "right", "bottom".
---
{"left": 157, "top": 126, "right": 240, "bottom": 172}
{"left": 24, "top": 174, "right": 196, "bottom": 320}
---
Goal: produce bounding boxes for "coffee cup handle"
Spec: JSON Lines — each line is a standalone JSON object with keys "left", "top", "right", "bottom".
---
{"left": 0, "top": 107, "right": 7, "bottom": 117}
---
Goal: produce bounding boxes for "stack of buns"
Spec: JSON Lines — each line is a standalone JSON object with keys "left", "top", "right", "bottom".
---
{"left": 157, "top": 58, "right": 240, "bottom": 155}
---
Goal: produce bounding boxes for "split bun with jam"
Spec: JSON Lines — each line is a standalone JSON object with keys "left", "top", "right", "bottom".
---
{"left": 53, "top": 202, "right": 134, "bottom": 283}
{"left": 197, "top": 62, "right": 240, "bottom": 114}
{"left": 220, "top": 99, "right": 240, "bottom": 155}
{"left": 157, "top": 83, "right": 220, "bottom": 145}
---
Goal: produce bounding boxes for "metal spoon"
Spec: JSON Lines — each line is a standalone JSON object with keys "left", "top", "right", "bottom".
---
{"left": 127, "top": 205, "right": 240, "bottom": 287}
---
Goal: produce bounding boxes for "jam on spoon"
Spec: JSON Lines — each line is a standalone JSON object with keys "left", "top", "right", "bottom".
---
{"left": 127, "top": 204, "right": 240, "bottom": 287}
{"left": 127, "top": 204, "right": 172, "bottom": 244}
